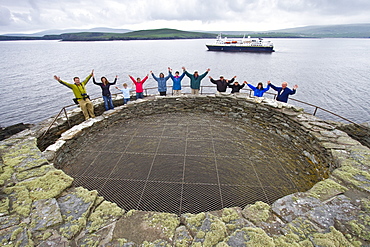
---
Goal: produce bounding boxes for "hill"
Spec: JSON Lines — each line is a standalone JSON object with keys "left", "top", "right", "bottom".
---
{"left": 55, "top": 28, "right": 216, "bottom": 41}
{"left": 269, "top": 23, "right": 370, "bottom": 38}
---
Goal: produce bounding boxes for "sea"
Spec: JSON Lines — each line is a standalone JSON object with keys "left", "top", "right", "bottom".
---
{"left": 0, "top": 38, "right": 369, "bottom": 127}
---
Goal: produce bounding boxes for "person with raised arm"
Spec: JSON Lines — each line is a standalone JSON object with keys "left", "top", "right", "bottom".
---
{"left": 229, "top": 81, "right": 246, "bottom": 94}
{"left": 115, "top": 83, "right": 133, "bottom": 105}
{"left": 245, "top": 81, "right": 270, "bottom": 97}
{"left": 93, "top": 74, "right": 117, "bottom": 111}
{"left": 182, "top": 67, "right": 210, "bottom": 95}
{"left": 53, "top": 70, "right": 95, "bottom": 120}
{"left": 209, "top": 75, "right": 236, "bottom": 94}
{"left": 267, "top": 81, "right": 298, "bottom": 103}
{"left": 129, "top": 74, "right": 149, "bottom": 99}
{"left": 151, "top": 70, "right": 171, "bottom": 96}
{"left": 169, "top": 67, "right": 185, "bottom": 96}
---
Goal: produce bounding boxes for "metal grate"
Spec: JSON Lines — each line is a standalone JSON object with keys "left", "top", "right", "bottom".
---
{"left": 64, "top": 113, "right": 315, "bottom": 215}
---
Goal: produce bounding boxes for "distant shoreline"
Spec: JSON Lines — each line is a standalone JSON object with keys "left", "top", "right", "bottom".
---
{"left": 1, "top": 27, "right": 370, "bottom": 41}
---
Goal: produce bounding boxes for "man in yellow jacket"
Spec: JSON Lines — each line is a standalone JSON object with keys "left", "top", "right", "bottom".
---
{"left": 54, "top": 70, "right": 96, "bottom": 120}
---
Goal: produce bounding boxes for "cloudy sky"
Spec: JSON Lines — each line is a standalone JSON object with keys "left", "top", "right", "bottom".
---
{"left": 1, "top": 0, "right": 370, "bottom": 34}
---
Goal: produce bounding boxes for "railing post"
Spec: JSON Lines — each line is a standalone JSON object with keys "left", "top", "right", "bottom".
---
{"left": 63, "top": 107, "right": 71, "bottom": 127}
{"left": 200, "top": 86, "right": 203, "bottom": 95}
{"left": 313, "top": 107, "right": 318, "bottom": 116}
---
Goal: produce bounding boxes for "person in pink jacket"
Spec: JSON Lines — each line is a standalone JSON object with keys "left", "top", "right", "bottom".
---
{"left": 129, "top": 74, "right": 148, "bottom": 99}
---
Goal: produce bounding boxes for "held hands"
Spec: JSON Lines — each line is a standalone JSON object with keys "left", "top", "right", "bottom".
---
{"left": 54, "top": 75, "right": 60, "bottom": 81}
{"left": 182, "top": 66, "right": 186, "bottom": 70}
{"left": 233, "top": 76, "right": 237, "bottom": 79}
{"left": 206, "top": 68, "right": 211, "bottom": 72}
{"left": 267, "top": 80, "right": 271, "bottom": 84}
{"left": 243, "top": 81, "right": 247, "bottom": 84}
{"left": 208, "top": 76, "right": 212, "bottom": 79}
{"left": 91, "top": 69, "right": 94, "bottom": 75}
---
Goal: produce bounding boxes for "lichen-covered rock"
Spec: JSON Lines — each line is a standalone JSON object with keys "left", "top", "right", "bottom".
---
{"left": 333, "top": 165, "right": 370, "bottom": 193}
{"left": 210, "top": 207, "right": 254, "bottom": 234}
{"left": 173, "top": 225, "right": 192, "bottom": 247}
{"left": 242, "top": 201, "right": 284, "bottom": 236}
{"left": 272, "top": 193, "right": 321, "bottom": 223}
{"left": 337, "top": 198, "right": 370, "bottom": 242}
{"left": 181, "top": 212, "right": 227, "bottom": 246}
{"left": 281, "top": 217, "right": 323, "bottom": 240}
{"left": 86, "top": 200, "right": 124, "bottom": 233}
{"left": 112, "top": 210, "right": 179, "bottom": 245}
{"left": 4, "top": 185, "right": 32, "bottom": 217}
{"left": 31, "top": 198, "right": 63, "bottom": 231}
{"left": 0, "top": 214, "right": 20, "bottom": 230}
{"left": 307, "top": 195, "right": 360, "bottom": 229}
{"left": 306, "top": 178, "right": 348, "bottom": 201}
{"left": 36, "top": 229, "right": 70, "bottom": 247}
{"left": 310, "top": 226, "right": 361, "bottom": 247}
{"left": 57, "top": 187, "right": 98, "bottom": 239}
{"left": 76, "top": 222, "right": 116, "bottom": 247}
{"left": 217, "top": 227, "right": 274, "bottom": 247}
{"left": 17, "top": 170, "right": 73, "bottom": 201}
{"left": 16, "top": 164, "right": 56, "bottom": 182}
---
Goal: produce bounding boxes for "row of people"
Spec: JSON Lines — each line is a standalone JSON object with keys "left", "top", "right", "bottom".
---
{"left": 53, "top": 68, "right": 298, "bottom": 120}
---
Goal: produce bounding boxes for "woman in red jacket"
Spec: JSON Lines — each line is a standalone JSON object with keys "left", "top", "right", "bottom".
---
{"left": 129, "top": 74, "right": 148, "bottom": 99}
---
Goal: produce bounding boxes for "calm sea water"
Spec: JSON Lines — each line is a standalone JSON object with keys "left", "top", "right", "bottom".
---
{"left": 0, "top": 38, "right": 369, "bottom": 127}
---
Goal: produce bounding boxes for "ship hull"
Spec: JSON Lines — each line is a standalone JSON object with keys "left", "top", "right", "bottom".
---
{"left": 206, "top": 45, "right": 274, "bottom": 52}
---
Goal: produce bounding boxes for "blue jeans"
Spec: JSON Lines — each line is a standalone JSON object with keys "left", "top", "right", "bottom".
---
{"left": 103, "top": 95, "right": 114, "bottom": 110}
{"left": 123, "top": 98, "right": 130, "bottom": 104}
{"left": 136, "top": 92, "right": 143, "bottom": 99}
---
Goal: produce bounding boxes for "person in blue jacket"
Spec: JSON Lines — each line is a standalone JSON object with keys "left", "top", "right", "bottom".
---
{"left": 168, "top": 67, "right": 185, "bottom": 96}
{"left": 245, "top": 81, "right": 270, "bottom": 97}
{"left": 268, "top": 81, "right": 298, "bottom": 103}
{"left": 151, "top": 70, "right": 171, "bottom": 96}
{"left": 182, "top": 66, "right": 210, "bottom": 95}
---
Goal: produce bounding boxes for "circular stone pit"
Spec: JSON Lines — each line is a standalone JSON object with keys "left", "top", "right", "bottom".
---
{"left": 51, "top": 95, "right": 331, "bottom": 215}
{"left": 60, "top": 112, "right": 325, "bottom": 215}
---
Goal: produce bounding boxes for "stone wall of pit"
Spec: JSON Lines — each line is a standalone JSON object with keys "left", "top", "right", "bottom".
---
{"left": 0, "top": 94, "right": 369, "bottom": 246}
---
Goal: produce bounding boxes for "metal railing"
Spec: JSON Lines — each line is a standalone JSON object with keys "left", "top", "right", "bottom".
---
{"left": 40, "top": 85, "right": 357, "bottom": 139}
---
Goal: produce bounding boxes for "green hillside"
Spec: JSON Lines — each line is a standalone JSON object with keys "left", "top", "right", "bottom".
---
{"left": 56, "top": 28, "right": 216, "bottom": 41}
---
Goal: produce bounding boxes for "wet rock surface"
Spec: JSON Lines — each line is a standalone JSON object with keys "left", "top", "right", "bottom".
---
{"left": 0, "top": 94, "right": 369, "bottom": 246}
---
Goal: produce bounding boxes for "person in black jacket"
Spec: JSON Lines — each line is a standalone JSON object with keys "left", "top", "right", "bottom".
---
{"left": 228, "top": 81, "right": 246, "bottom": 94}
{"left": 209, "top": 75, "right": 236, "bottom": 93}
{"left": 93, "top": 74, "right": 117, "bottom": 111}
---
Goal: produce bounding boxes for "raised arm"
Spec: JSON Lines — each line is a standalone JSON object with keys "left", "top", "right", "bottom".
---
{"left": 129, "top": 75, "right": 137, "bottom": 84}
{"left": 82, "top": 70, "right": 94, "bottom": 86}
{"left": 54, "top": 75, "right": 73, "bottom": 89}
{"left": 267, "top": 81, "right": 278, "bottom": 91}
{"left": 141, "top": 75, "right": 149, "bottom": 84}
{"left": 110, "top": 76, "right": 118, "bottom": 85}
{"left": 229, "top": 76, "right": 236, "bottom": 84}
{"left": 198, "top": 69, "right": 210, "bottom": 80}
{"left": 92, "top": 77, "right": 99, "bottom": 85}
{"left": 151, "top": 71, "right": 159, "bottom": 81}
{"left": 263, "top": 83, "right": 271, "bottom": 92}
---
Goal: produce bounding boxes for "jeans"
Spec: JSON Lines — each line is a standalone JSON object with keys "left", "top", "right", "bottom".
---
{"left": 103, "top": 95, "right": 114, "bottom": 111}
{"left": 123, "top": 98, "right": 130, "bottom": 104}
{"left": 136, "top": 92, "right": 144, "bottom": 99}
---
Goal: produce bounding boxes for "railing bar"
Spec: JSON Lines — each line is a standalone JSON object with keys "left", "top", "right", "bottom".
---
{"left": 40, "top": 85, "right": 357, "bottom": 140}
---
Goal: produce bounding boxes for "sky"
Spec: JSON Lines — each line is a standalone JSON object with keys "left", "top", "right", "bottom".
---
{"left": 1, "top": 0, "right": 370, "bottom": 34}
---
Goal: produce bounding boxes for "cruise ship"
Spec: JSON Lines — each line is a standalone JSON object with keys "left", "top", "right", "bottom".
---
{"left": 206, "top": 34, "right": 275, "bottom": 52}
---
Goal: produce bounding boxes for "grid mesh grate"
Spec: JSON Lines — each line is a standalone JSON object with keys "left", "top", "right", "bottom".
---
{"left": 63, "top": 112, "right": 317, "bottom": 215}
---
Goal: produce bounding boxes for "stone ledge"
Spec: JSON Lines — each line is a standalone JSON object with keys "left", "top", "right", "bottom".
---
{"left": 0, "top": 95, "right": 369, "bottom": 246}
